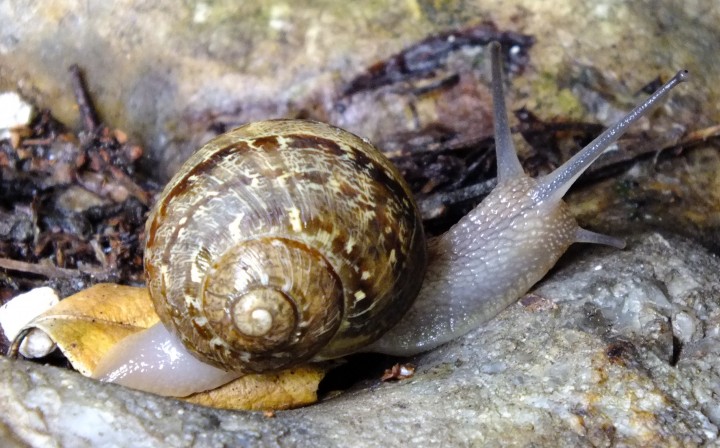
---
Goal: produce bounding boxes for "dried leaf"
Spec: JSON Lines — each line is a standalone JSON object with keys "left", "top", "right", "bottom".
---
{"left": 16, "top": 283, "right": 157, "bottom": 375}
{"left": 381, "top": 363, "right": 416, "bottom": 381}
{"left": 185, "top": 365, "right": 327, "bottom": 411}
{"left": 15, "top": 283, "right": 327, "bottom": 410}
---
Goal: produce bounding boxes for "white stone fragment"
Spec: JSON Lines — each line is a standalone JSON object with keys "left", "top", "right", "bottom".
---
{"left": 672, "top": 311, "right": 698, "bottom": 344}
{"left": 0, "top": 286, "right": 59, "bottom": 357}
{"left": 0, "top": 91, "right": 34, "bottom": 139}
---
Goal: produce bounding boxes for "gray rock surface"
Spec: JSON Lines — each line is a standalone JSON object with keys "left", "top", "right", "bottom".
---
{"left": 1, "top": 232, "right": 718, "bottom": 447}
{"left": 0, "top": 0, "right": 715, "bottom": 178}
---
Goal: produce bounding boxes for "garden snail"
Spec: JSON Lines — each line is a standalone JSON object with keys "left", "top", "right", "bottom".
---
{"left": 93, "top": 42, "right": 689, "bottom": 397}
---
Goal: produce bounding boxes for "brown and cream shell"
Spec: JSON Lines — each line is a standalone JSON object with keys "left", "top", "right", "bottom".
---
{"left": 144, "top": 119, "right": 427, "bottom": 372}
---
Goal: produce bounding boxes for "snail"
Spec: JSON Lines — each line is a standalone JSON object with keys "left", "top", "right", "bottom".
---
{"left": 93, "top": 42, "right": 688, "bottom": 397}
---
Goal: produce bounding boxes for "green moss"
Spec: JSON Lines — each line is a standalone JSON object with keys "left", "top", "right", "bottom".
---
{"left": 521, "top": 72, "right": 585, "bottom": 121}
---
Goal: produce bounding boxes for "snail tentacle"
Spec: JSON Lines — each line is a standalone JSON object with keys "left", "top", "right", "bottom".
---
{"left": 368, "top": 46, "right": 688, "bottom": 357}
{"left": 489, "top": 41, "right": 524, "bottom": 182}
{"left": 536, "top": 69, "right": 690, "bottom": 203}
{"left": 574, "top": 227, "right": 625, "bottom": 249}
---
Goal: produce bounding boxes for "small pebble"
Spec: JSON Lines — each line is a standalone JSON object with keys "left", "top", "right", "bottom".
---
{"left": 0, "top": 92, "right": 34, "bottom": 139}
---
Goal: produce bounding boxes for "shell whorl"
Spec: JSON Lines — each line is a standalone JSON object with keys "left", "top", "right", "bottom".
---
{"left": 144, "top": 119, "right": 427, "bottom": 372}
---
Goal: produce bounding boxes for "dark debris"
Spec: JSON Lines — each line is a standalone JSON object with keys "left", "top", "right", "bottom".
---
{"left": 0, "top": 66, "right": 159, "bottom": 341}
{"left": 380, "top": 363, "right": 416, "bottom": 381}
{"left": 341, "top": 23, "right": 535, "bottom": 97}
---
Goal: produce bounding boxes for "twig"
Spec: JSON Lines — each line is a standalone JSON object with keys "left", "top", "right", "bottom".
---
{"left": 69, "top": 64, "right": 100, "bottom": 133}
{"left": 680, "top": 124, "right": 720, "bottom": 143}
{"left": 418, "top": 178, "right": 496, "bottom": 220}
{"left": 0, "top": 257, "right": 81, "bottom": 279}
{"left": 109, "top": 165, "right": 152, "bottom": 206}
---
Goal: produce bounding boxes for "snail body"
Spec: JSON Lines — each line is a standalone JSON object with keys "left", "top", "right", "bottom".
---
{"left": 94, "top": 42, "right": 688, "bottom": 397}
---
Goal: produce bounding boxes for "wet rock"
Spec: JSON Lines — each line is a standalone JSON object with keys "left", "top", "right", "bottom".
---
{"left": 1, "top": 232, "right": 717, "bottom": 446}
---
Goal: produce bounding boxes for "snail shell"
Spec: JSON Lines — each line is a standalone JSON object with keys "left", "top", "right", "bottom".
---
{"left": 144, "top": 119, "right": 427, "bottom": 372}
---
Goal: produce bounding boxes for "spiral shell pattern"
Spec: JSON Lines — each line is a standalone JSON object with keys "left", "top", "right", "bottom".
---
{"left": 144, "top": 120, "right": 427, "bottom": 372}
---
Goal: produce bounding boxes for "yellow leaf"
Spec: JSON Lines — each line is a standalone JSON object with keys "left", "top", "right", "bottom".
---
{"left": 185, "top": 365, "right": 327, "bottom": 410}
{"left": 17, "top": 283, "right": 157, "bottom": 375}
{"left": 14, "top": 283, "right": 326, "bottom": 410}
